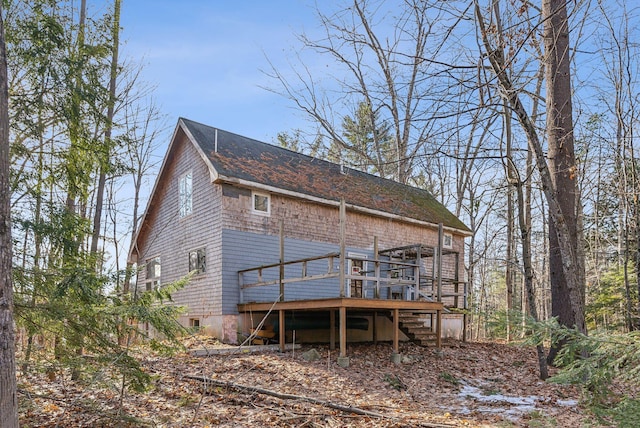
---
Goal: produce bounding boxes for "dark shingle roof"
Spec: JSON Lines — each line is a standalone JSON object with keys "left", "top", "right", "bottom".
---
{"left": 181, "top": 118, "right": 470, "bottom": 233}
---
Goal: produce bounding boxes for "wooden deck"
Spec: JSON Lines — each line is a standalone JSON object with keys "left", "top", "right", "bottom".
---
{"left": 238, "top": 297, "right": 444, "bottom": 357}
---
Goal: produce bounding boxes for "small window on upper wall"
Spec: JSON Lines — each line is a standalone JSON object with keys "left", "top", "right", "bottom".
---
{"left": 252, "top": 191, "right": 270, "bottom": 216}
{"left": 443, "top": 233, "right": 453, "bottom": 249}
{"left": 189, "top": 248, "right": 206, "bottom": 274}
{"left": 179, "top": 171, "right": 193, "bottom": 218}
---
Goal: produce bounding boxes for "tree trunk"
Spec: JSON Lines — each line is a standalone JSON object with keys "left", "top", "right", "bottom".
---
{"left": 543, "top": 0, "right": 586, "bottom": 363}
{"left": 0, "top": 3, "right": 19, "bottom": 426}
{"left": 91, "top": 0, "right": 121, "bottom": 258}
{"left": 514, "top": 175, "right": 548, "bottom": 380}
{"left": 505, "top": 100, "right": 515, "bottom": 342}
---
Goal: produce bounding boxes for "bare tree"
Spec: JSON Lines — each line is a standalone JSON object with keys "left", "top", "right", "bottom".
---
{"left": 122, "top": 100, "right": 165, "bottom": 295}
{"left": 265, "top": 0, "right": 472, "bottom": 184}
{"left": 591, "top": 0, "right": 640, "bottom": 331}
{"left": 475, "top": 0, "right": 586, "bottom": 357}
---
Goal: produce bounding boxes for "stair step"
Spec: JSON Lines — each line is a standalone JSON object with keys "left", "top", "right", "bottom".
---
{"left": 399, "top": 310, "right": 435, "bottom": 315}
{"left": 401, "top": 321, "right": 428, "bottom": 328}
{"left": 398, "top": 313, "right": 434, "bottom": 320}
{"left": 411, "top": 330, "right": 436, "bottom": 337}
{"left": 385, "top": 311, "right": 440, "bottom": 347}
{"left": 408, "top": 328, "right": 436, "bottom": 336}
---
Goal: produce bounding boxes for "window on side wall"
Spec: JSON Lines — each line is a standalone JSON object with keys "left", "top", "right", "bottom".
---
{"left": 145, "top": 256, "right": 161, "bottom": 290}
{"left": 179, "top": 171, "right": 193, "bottom": 217}
{"left": 189, "top": 318, "right": 201, "bottom": 331}
{"left": 252, "top": 191, "right": 270, "bottom": 216}
{"left": 443, "top": 232, "right": 453, "bottom": 249}
{"left": 189, "top": 248, "right": 206, "bottom": 274}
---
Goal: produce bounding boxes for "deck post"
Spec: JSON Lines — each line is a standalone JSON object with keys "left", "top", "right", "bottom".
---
{"left": 454, "top": 252, "right": 460, "bottom": 308}
{"left": 374, "top": 236, "right": 379, "bottom": 298}
{"left": 339, "top": 306, "right": 347, "bottom": 357}
{"left": 437, "top": 223, "right": 443, "bottom": 302}
{"left": 339, "top": 199, "right": 346, "bottom": 297}
{"left": 330, "top": 309, "right": 336, "bottom": 350}
{"left": 279, "top": 309, "right": 285, "bottom": 352}
{"left": 431, "top": 254, "right": 436, "bottom": 300}
{"left": 414, "top": 245, "right": 421, "bottom": 301}
{"left": 463, "top": 281, "right": 468, "bottom": 342}
{"left": 279, "top": 220, "right": 285, "bottom": 302}
{"left": 393, "top": 308, "right": 399, "bottom": 354}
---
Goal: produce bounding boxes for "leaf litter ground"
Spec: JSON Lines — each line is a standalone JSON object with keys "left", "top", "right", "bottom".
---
{"left": 18, "top": 339, "right": 589, "bottom": 427}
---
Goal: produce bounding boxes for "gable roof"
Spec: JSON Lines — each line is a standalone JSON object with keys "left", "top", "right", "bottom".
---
{"left": 180, "top": 118, "right": 470, "bottom": 234}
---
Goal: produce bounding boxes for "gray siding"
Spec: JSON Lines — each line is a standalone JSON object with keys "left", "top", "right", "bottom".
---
{"left": 221, "top": 229, "right": 376, "bottom": 313}
{"left": 135, "top": 131, "right": 222, "bottom": 319}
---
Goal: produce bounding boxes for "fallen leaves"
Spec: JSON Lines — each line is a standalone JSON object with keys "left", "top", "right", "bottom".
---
{"left": 17, "top": 339, "right": 589, "bottom": 427}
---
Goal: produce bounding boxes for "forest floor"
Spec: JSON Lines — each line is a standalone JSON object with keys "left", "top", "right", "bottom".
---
{"left": 17, "top": 338, "right": 595, "bottom": 427}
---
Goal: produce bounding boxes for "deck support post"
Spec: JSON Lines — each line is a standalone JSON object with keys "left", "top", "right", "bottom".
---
{"left": 330, "top": 309, "right": 336, "bottom": 350}
{"left": 279, "top": 309, "right": 285, "bottom": 352}
{"left": 339, "top": 306, "right": 347, "bottom": 357}
{"left": 372, "top": 311, "right": 377, "bottom": 344}
{"left": 393, "top": 308, "right": 399, "bottom": 354}
{"left": 436, "top": 309, "right": 442, "bottom": 349}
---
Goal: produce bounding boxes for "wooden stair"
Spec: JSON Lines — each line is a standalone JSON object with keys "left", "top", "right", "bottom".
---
{"left": 391, "top": 310, "right": 438, "bottom": 346}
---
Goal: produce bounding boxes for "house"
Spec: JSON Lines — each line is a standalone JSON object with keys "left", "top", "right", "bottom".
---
{"left": 129, "top": 118, "right": 472, "bottom": 356}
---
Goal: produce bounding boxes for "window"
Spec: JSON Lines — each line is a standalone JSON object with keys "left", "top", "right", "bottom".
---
{"left": 189, "top": 248, "right": 206, "bottom": 274}
{"left": 145, "top": 256, "right": 161, "bottom": 290}
{"left": 179, "top": 171, "right": 193, "bottom": 217}
{"left": 252, "top": 191, "right": 270, "bottom": 215}
{"left": 189, "top": 318, "right": 201, "bottom": 331}
{"left": 443, "top": 233, "right": 453, "bottom": 249}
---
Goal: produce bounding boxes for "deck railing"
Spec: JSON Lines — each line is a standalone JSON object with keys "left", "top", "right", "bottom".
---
{"left": 238, "top": 252, "right": 467, "bottom": 305}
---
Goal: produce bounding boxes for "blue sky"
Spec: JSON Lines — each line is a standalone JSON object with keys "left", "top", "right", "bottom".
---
{"left": 118, "top": 1, "right": 319, "bottom": 143}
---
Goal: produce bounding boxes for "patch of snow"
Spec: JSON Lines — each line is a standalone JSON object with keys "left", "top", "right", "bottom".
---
{"left": 557, "top": 399, "right": 579, "bottom": 407}
{"left": 459, "top": 384, "right": 539, "bottom": 406}
{"left": 456, "top": 383, "right": 542, "bottom": 421}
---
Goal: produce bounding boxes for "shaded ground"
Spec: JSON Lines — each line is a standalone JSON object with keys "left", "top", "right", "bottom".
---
{"left": 18, "top": 339, "right": 590, "bottom": 427}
